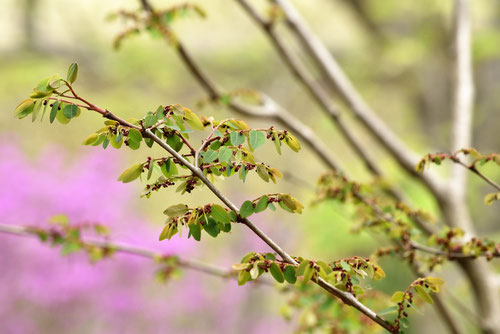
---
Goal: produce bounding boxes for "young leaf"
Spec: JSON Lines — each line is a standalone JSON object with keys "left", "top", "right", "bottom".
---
{"left": 183, "top": 108, "right": 204, "bottom": 131}
{"left": 256, "top": 165, "right": 269, "bottom": 182}
{"left": 248, "top": 130, "right": 266, "bottom": 150}
{"left": 82, "top": 133, "right": 99, "bottom": 145}
{"left": 377, "top": 306, "right": 399, "bottom": 316}
{"left": 188, "top": 221, "right": 201, "bottom": 241}
{"left": 254, "top": 196, "right": 269, "bottom": 213}
{"left": 49, "top": 101, "right": 59, "bottom": 123}
{"left": 62, "top": 104, "right": 79, "bottom": 119}
{"left": 203, "top": 150, "right": 218, "bottom": 163}
{"left": 230, "top": 131, "right": 245, "bottom": 146}
{"left": 218, "top": 146, "right": 232, "bottom": 163}
{"left": 269, "top": 263, "right": 285, "bottom": 283}
{"left": 238, "top": 270, "right": 251, "bottom": 286}
{"left": 210, "top": 204, "right": 230, "bottom": 224}
{"left": 67, "top": 63, "right": 79, "bottom": 83}
{"left": 390, "top": 291, "right": 405, "bottom": 303}
{"left": 239, "top": 200, "right": 255, "bottom": 218}
{"left": 283, "top": 265, "right": 297, "bottom": 284}
{"left": 284, "top": 133, "right": 301, "bottom": 152}
{"left": 163, "top": 204, "right": 188, "bottom": 217}
{"left": 14, "top": 99, "right": 35, "bottom": 119}
{"left": 128, "top": 128, "right": 143, "bottom": 142}
{"left": 117, "top": 163, "right": 143, "bottom": 183}
{"left": 414, "top": 285, "right": 433, "bottom": 304}
{"left": 273, "top": 132, "right": 281, "bottom": 155}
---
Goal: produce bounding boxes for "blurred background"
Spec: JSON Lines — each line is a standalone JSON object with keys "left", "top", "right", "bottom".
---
{"left": 1, "top": 0, "right": 499, "bottom": 333}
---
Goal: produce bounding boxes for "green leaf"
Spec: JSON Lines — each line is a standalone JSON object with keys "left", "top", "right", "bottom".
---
{"left": 163, "top": 204, "right": 188, "bottom": 217}
{"left": 218, "top": 146, "right": 232, "bottom": 163}
{"left": 210, "top": 204, "right": 230, "bottom": 224}
{"left": 239, "top": 165, "right": 248, "bottom": 182}
{"left": 56, "top": 106, "right": 71, "bottom": 124}
{"left": 183, "top": 108, "right": 204, "bottom": 131}
{"left": 248, "top": 130, "right": 266, "bottom": 150}
{"left": 302, "top": 265, "right": 314, "bottom": 285}
{"left": 414, "top": 284, "right": 433, "bottom": 304}
{"left": 82, "top": 133, "right": 99, "bottom": 145}
{"left": 128, "top": 128, "right": 143, "bottom": 142}
{"left": 166, "top": 134, "right": 183, "bottom": 152}
{"left": 296, "top": 260, "right": 309, "bottom": 276}
{"left": 283, "top": 265, "right": 297, "bottom": 284}
{"left": 284, "top": 133, "right": 301, "bottom": 152}
{"left": 269, "top": 263, "right": 285, "bottom": 283}
{"left": 49, "top": 101, "right": 59, "bottom": 123}
{"left": 203, "top": 217, "right": 220, "bottom": 238}
{"left": 14, "top": 99, "right": 35, "bottom": 119}
{"left": 238, "top": 270, "right": 251, "bottom": 286}
{"left": 390, "top": 291, "right": 405, "bottom": 303}
{"left": 62, "top": 104, "right": 79, "bottom": 119}
{"left": 188, "top": 221, "right": 201, "bottom": 241}
{"left": 377, "top": 305, "right": 398, "bottom": 316}
{"left": 117, "top": 163, "right": 143, "bottom": 183}
{"left": 273, "top": 132, "right": 281, "bottom": 155}
{"left": 31, "top": 99, "right": 43, "bottom": 122}
{"left": 230, "top": 131, "right": 245, "bottom": 146}
{"left": 67, "top": 63, "right": 78, "bottom": 83}
{"left": 239, "top": 200, "right": 255, "bottom": 218}
{"left": 256, "top": 165, "right": 269, "bottom": 182}
{"left": 340, "top": 260, "right": 351, "bottom": 271}
{"left": 203, "top": 150, "right": 218, "bottom": 163}
{"left": 255, "top": 196, "right": 269, "bottom": 213}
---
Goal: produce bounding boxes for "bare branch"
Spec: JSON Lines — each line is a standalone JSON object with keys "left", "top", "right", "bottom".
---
{"left": 236, "top": 0, "right": 381, "bottom": 176}
{"left": 272, "top": 0, "right": 446, "bottom": 197}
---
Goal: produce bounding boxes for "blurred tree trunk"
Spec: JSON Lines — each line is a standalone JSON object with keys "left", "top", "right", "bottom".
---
{"left": 22, "top": 0, "right": 37, "bottom": 50}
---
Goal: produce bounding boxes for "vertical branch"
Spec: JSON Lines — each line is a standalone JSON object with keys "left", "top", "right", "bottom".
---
{"left": 444, "top": 1, "right": 500, "bottom": 333}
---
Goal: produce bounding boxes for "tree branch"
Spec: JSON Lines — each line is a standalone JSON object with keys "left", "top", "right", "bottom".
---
{"left": 272, "top": 0, "right": 447, "bottom": 197}
{"left": 236, "top": 0, "right": 382, "bottom": 177}
{"left": 0, "top": 223, "right": 237, "bottom": 280}
{"left": 61, "top": 82, "right": 395, "bottom": 332}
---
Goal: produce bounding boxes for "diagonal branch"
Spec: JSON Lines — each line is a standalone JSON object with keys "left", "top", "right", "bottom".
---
{"left": 236, "top": 0, "right": 381, "bottom": 177}
{"left": 68, "top": 79, "right": 394, "bottom": 332}
{"left": 272, "top": 0, "right": 446, "bottom": 197}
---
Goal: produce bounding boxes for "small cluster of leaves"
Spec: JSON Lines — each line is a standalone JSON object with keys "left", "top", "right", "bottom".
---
{"left": 415, "top": 148, "right": 500, "bottom": 173}
{"left": 33, "top": 214, "right": 114, "bottom": 262}
{"left": 160, "top": 203, "right": 233, "bottom": 241}
{"left": 427, "top": 227, "right": 500, "bottom": 262}
{"left": 108, "top": 3, "right": 206, "bottom": 49}
{"left": 14, "top": 63, "right": 82, "bottom": 124}
{"left": 239, "top": 193, "right": 304, "bottom": 218}
{"left": 381, "top": 277, "right": 444, "bottom": 332}
{"left": 114, "top": 117, "right": 299, "bottom": 190}
{"left": 153, "top": 255, "right": 183, "bottom": 283}
{"left": 234, "top": 252, "right": 385, "bottom": 296}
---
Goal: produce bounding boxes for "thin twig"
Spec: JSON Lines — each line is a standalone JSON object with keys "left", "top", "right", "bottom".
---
{"left": 409, "top": 240, "right": 499, "bottom": 260}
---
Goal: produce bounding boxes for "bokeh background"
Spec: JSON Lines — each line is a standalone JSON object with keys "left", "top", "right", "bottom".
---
{"left": 1, "top": 0, "right": 499, "bottom": 333}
